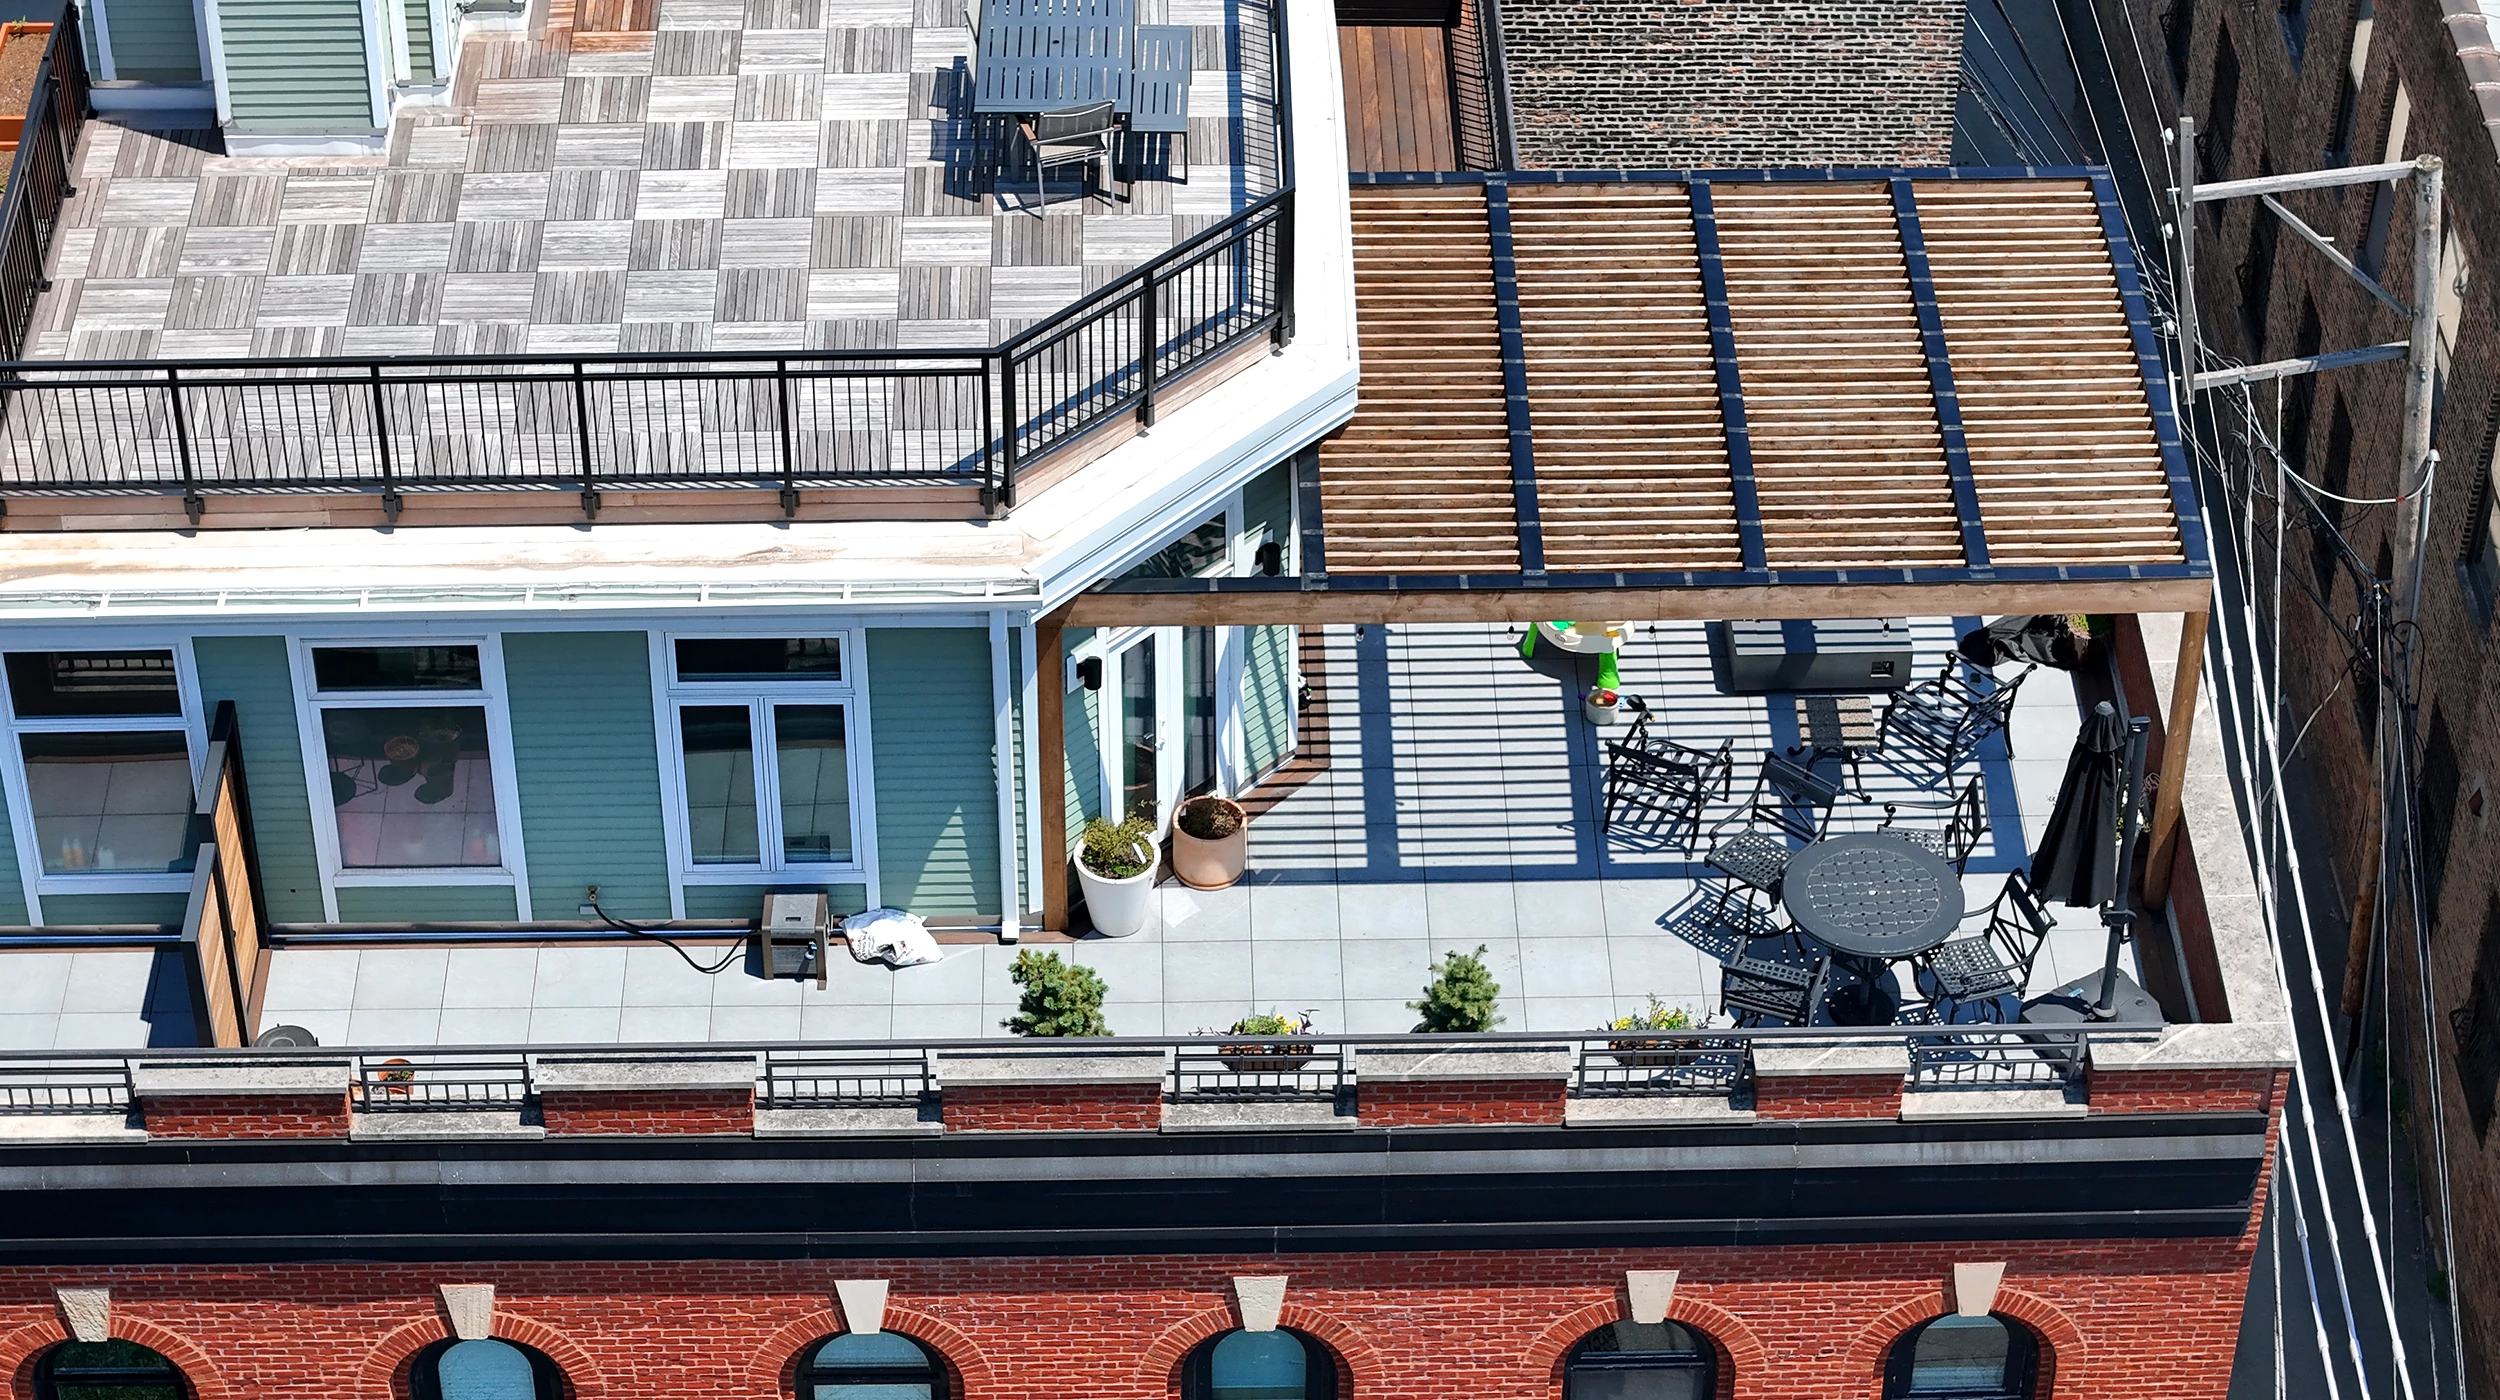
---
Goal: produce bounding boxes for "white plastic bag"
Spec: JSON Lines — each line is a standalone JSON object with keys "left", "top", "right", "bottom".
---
{"left": 839, "top": 907, "right": 944, "bottom": 967}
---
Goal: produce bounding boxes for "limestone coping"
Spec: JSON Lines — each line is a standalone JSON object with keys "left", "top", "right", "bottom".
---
{"left": 532, "top": 1054, "right": 762, "bottom": 1093}
{"left": 932, "top": 1048, "right": 1172, "bottom": 1086}
{"left": 1750, "top": 1042, "right": 1910, "bottom": 1079}
{"left": 129, "top": 1061, "right": 352, "bottom": 1098}
{"left": 1349, "top": 1046, "right": 1574, "bottom": 1082}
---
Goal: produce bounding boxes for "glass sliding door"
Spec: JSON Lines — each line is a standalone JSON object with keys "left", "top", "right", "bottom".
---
{"left": 1183, "top": 626, "right": 1218, "bottom": 797}
{"left": 1119, "top": 635, "right": 1158, "bottom": 825}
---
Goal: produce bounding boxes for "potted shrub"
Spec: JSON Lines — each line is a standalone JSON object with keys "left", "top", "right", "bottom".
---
{"left": 1171, "top": 793, "right": 1249, "bottom": 890}
{"left": 1410, "top": 945, "right": 1504, "bottom": 1033}
{"left": 1216, "top": 1010, "right": 1314, "bottom": 1071}
{"left": 1583, "top": 686, "right": 1624, "bottom": 726}
{"left": 1001, "top": 950, "right": 1110, "bottom": 1036}
{"left": 1075, "top": 810, "right": 1158, "bottom": 937}
{"left": 1605, "top": 997, "right": 1697, "bottom": 1066}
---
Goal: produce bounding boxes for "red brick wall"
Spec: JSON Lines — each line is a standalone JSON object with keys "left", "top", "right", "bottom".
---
{"left": 538, "top": 1090, "right": 755, "bottom": 1136}
{"left": 0, "top": 1240, "right": 2259, "bottom": 1400}
{"left": 1752, "top": 1074, "right": 1904, "bottom": 1121}
{"left": 1358, "top": 1079, "right": 1566, "bottom": 1127}
{"left": 942, "top": 1084, "right": 1161, "bottom": 1132}
{"left": 137, "top": 1093, "right": 350, "bottom": 1140}
{"left": 2084, "top": 1068, "right": 2277, "bottom": 1116}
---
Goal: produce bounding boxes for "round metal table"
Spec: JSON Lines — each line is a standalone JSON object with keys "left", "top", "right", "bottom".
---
{"left": 1779, "top": 833, "right": 1966, "bottom": 1025}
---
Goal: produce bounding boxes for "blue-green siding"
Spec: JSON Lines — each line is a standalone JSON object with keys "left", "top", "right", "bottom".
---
{"left": 336, "top": 885, "right": 518, "bottom": 921}
{"left": 192, "top": 636, "right": 324, "bottom": 924}
{"left": 503, "top": 631, "right": 672, "bottom": 922}
{"left": 103, "top": 0, "right": 202, "bottom": 82}
{"left": 404, "top": 0, "right": 433, "bottom": 80}
{"left": 1062, "top": 627, "right": 1102, "bottom": 849}
{"left": 43, "top": 892, "right": 188, "bottom": 924}
{"left": 683, "top": 882, "right": 869, "bottom": 921}
{"left": 218, "top": 0, "right": 376, "bottom": 133}
{"left": 867, "top": 628, "right": 999, "bottom": 917}
{"left": 1243, "top": 624, "right": 1296, "bottom": 778}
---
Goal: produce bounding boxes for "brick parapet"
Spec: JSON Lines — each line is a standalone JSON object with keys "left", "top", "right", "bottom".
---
{"left": 2083, "top": 1066, "right": 2279, "bottom": 1116}
{"left": 136, "top": 1092, "right": 350, "bottom": 1140}
{"left": 537, "top": 1088, "right": 755, "bottom": 1136}
{"left": 1357, "top": 1078, "right": 1567, "bottom": 1126}
{"left": 1750, "top": 1072, "right": 1905, "bottom": 1121}
{"left": 941, "top": 1083, "right": 1163, "bottom": 1132}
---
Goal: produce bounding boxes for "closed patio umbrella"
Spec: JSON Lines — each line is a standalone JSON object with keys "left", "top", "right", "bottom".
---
{"left": 2029, "top": 700, "right": 2126, "bottom": 907}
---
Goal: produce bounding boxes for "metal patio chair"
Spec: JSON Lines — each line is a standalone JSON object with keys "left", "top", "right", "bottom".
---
{"left": 1125, "top": 24, "right": 1193, "bottom": 181}
{"left": 1016, "top": 100, "right": 1119, "bottom": 212}
{"left": 1912, "top": 868, "right": 2055, "bottom": 1016}
{"left": 1876, "top": 773, "right": 1989, "bottom": 873}
{"left": 1600, "top": 698, "right": 1735, "bottom": 847}
{"left": 1701, "top": 751, "right": 1845, "bottom": 903}
{"left": 1721, "top": 950, "right": 1832, "bottom": 1028}
{"left": 1870, "top": 657, "right": 2033, "bottom": 786}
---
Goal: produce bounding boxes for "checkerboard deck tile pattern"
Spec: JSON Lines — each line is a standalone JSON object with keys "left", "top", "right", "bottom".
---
{"left": 30, "top": 0, "right": 1276, "bottom": 362}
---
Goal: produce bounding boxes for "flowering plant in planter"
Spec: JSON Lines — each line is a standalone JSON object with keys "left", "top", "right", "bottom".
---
{"left": 1216, "top": 1009, "right": 1315, "bottom": 1071}
{"left": 1605, "top": 996, "right": 1700, "bottom": 1066}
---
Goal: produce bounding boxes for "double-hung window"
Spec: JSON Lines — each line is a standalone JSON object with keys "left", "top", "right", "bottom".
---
{"left": 664, "top": 636, "right": 873, "bottom": 884}
{"left": 300, "top": 642, "right": 520, "bottom": 881}
{"left": 0, "top": 649, "right": 200, "bottom": 897}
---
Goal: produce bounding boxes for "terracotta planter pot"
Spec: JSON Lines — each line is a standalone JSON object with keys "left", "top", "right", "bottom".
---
{"left": 1171, "top": 797, "right": 1248, "bottom": 890}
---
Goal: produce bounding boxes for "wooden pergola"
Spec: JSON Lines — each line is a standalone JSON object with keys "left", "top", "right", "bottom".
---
{"left": 1037, "top": 167, "right": 2212, "bottom": 930}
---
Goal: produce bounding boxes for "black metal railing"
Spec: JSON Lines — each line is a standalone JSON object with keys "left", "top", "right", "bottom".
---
{"left": 1572, "top": 1038, "right": 1750, "bottom": 1098}
{"left": 1906, "top": 1028, "right": 2086, "bottom": 1090}
{"left": 0, "top": 3, "right": 86, "bottom": 362}
{"left": 0, "top": 1059, "right": 130, "bottom": 1113}
{"left": 760, "top": 1050, "right": 932, "bottom": 1108}
{"left": 351, "top": 1053, "right": 532, "bottom": 1112}
{"left": 1171, "top": 1043, "right": 1346, "bottom": 1100}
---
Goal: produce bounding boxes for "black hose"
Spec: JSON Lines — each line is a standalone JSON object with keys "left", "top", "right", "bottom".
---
{"left": 590, "top": 902, "right": 748, "bottom": 975}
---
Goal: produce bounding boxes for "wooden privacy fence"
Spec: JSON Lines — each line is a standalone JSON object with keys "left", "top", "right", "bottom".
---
{"left": 180, "top": 702, "right": 268, "bottom": 1048}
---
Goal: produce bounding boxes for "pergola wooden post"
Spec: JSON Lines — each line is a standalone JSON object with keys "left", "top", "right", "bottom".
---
{"left": 2143, "top": 609, "right": 2209, "bottom": 909}
{"left": 1037, "top": 607, "right": 1072, "bottom": 932}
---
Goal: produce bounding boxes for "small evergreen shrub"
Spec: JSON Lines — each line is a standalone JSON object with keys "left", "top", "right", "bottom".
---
{"left": 1078, "top": 811, "right": 1158, "bottom": 879}
{"left": 1410, "top": 945, "right": 1503, "bottom": 1033}
{"left": 1002, "top": 950, "right": 1110, "bottom": 1036}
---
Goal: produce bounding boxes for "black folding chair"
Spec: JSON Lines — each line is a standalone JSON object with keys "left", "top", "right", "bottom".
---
{"left": 1877, "top": 774, "right": 1989, "bottom": 873}
{"left": 1871, "top": 657, "right": 2032, "bottom": 786}
{"left": 1702, "top": 751, "right": 1845, "bottom": 902}
{"left": 1913, "top": 868, "right": 2055, "bottom": 1015}
{"left": 1600, "top": 698, "right": 1734, "bottom": 848}
{"left": 1721, "top": 951, "right": 1832, "bottom": 1028}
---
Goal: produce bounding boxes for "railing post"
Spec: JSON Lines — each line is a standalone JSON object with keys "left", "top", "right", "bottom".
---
{"left": 997, "top": 351, "right": 1019, "bottom": 513}
{"left": 365, "top": 363, "right": 399, "bottom": 524}
{"left": 978, "top": 357, "right": 998, "bottom": 512}
{"left": 1273, "top": 190, "right": 1296, "bottom": 349}
{"left": 775, "top": 357, "right": 798, "bottom": 518}
{"left": 165, "top": 366, "right": 202, "bottom": 525}
{"left": 1137, "top": 272, "right": 1159, "bottom": 429}
{"left": 571, "top": 360, "right": 599, "bottom": 519}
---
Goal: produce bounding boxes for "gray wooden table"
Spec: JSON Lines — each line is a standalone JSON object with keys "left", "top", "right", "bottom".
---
{"left": 974, "top": 0, "right": 1138, "bottom": 115}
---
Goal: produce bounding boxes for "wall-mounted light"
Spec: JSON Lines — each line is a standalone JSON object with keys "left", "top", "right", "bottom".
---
{"left": 1255, "top": 540, "right": 1283, "bottom": 576}
{"left": 1076, "top": 657, "right": 1103, "bottom": 691}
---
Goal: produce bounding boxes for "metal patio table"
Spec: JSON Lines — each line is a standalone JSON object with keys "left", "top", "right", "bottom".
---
{"left": 1780, "top": 832, "right": 1965, "bottom": 1026}
{"left": 974, "top": 0, "right": 1138, "bottom": 115}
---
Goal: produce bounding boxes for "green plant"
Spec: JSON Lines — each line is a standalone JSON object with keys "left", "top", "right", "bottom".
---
{"left": 1606, "top": 996, "right": 1692, "bottom": 1033}
{"left": 1229, "top": 1010, "right": 1301, "bottom": 1036}
{"left": 1078, "top": 810, "right": 1158, "bottom": 879}
{"left": 1410, "top": 945, "right": 1504, "bottom": 1033}
{"left": 1177, "top": 795, "right": 1244, "bottom": 841}
{"left": 1002, "top": 950, "right": 1110, "bottom": 1037}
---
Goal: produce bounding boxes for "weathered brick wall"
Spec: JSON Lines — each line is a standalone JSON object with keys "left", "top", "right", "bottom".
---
{"left": 941, "top": 1084, "right": 1162, "bottom": 1131}
{"left": 0, "top": 1241, "right": 2258, "bottom": 1399}
{"left": 138, "top": 1093, "right": 350, "bottom": 1140}
{"left": 2086, "top": 0, "right": 2500, "bottom": 1388}
{"left": 2084, "top": 1068, "right": 2279, "bottom": 1116}
{"left": 1751, "top": 1073, "right": 1904, "bottom": 1120}
{"left": 1358, "top": 1079, "right": 1567, "bottom": 1126}
{"left": 538, "top": 1090, "right": 755, "bottom": 1136}
{"left": 1497, "top": 0, "right": 1965, "bottom": 170}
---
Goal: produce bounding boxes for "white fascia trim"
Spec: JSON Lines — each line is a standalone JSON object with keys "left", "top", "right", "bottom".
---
{"left": 0, "top": 580, "right": 1044, "bottom": 623}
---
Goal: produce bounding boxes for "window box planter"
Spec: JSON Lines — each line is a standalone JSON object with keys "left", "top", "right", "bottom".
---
{"left": 1606, "top": 1038, "right": 1705, "bottom": 1069}
{"left": 1216, "top": 1041, "right": 1315, "bottom": 1073}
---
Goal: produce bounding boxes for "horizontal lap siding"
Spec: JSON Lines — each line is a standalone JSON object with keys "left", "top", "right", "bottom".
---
{"left": 405, "top": 0, "right": 434, "bottom": 81}
{"left": 39, "top": 892, "right": 187, "bottom": 923}
{"left": 1712, "top": 182, "right": 1963, "bottom": 570}
{"left": 105, "top": 0, "right": 203, "bottom": 82}
{"left": 335, "top": 885, "right": 518, "bottom": 921}
{"left": 191, "top": 636, "right": 324, "bottom": 924}
{"left": 868, "top": 629, "right": 998, "bottom": 918}
{"left": 682, "top": 882, "right": 868, "bottom": 921}
{"left": 219, "top": 0, "right": 376, "bottom": 133}
{"left": 1064, "top": 627, "right": 1102, "bottom": 844}
{"left": 503, "top": 631, "right": 672, "bottom": 922}
{"left": 1913, "top": 179, "right": 2184, "bottom": 565}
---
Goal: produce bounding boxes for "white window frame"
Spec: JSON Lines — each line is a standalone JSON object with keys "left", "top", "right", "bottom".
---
{"left": 651, "top": 629, "right": 881, "bottom": 903}
{"left": 290, "top": 635, "right": 532, "bottom": 918}
{"left": 0, "top": 639, "right": 208, "bottom": 918}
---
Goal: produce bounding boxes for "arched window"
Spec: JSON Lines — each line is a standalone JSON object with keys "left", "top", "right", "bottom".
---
{"left": 1180, "top": 1329, "right": 1339, "bottom": 1400}
{"left": 796, "top": 1333, "right": 950, "bottom": 1400}
{"left": 1883, "top": 1315, "right": 2039, "bottom": 1400}
{"left": 36, "top": 1340, "right": 187, "bottom": 1400}
{"left": 1564, "top": 1319, "right": 1717, "bottom": 1400}
{"left": 409, "top": 1338, "right": 566, "bottom": 1400}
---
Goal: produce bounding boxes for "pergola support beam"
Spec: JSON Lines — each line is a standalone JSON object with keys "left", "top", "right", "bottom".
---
{"left": 2144, "top": 608, "right": 2210, "bottom": 908}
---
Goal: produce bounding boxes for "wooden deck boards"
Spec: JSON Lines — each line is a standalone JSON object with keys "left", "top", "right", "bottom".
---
{"left": 1338, "top": 24, "right": 1457, "bottom": 173}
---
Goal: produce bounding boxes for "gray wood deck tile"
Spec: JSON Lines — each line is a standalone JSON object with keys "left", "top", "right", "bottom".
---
{"left": 548, "top": 169, "right": 640, "bottom": 219}
{"left": 342, "top": 325, "right": 440, "bottom": 355}
{"left": 898, "top": 215, "right": 989, "bottom": 264}
{"left": 896, "top": 317, "right": 986, "bottom": 348}
{"left": 471, "top": 31, "right": 570, "bottom": 78}
{"left": 553, "top": 124, "right": 648, "bottom": 168}
{"left": 623, "top": 270, "right": 720, "bottom": 320}
{"left": 404, "top": 127, "right": 473, "bottom": 167}
{"left": 74, "top": 280, "right": 174, "bottom": 328}
{"left": 252, "top": 326, "right": 347, "bottom": 355}
{"left": 31, "top": 280, "right": 81, "bottom": 335}
{"left": 821, "top": 73, "right": 910, "bottom": 119}
{"left": 49, "top": 228, "right": 92, "bottom": 279}
{"left": 744, "top": 0, "right": 818, "bottom": 27}
{"left": 279, "top": 175, "right": 379, "bottom": 224}
{"left": 533, "top": 270, "right": 629, "bottom": 322}
{"left": 350, "top": 272, "right": 448, "bottom": 326}
{"left": 987, "top": 265, "right": 1080, "bottom": 317}
{"left": 637, "top": 170, "right": 729, "bottom": 219}
{"left": 909, "top": 26, "right": 969, "bottom": 69}
{"left": 833, "top": 0, "right": 911, "bottom": 19}
{"left": 66, "top": 327, "right": 160, "bottom": 358}
{"left": 711, "top": 321, "right": 806, "bottom": 348}
{"left": 270, "top": 225, "right": 365, "bottom": 275}
{"left": 112, "top": 130, "right": 214, "bottom": 178}
{"left": 642, "top": 121, "right": 731, "bottom": 170}
{"left": 739, "top": 29, "right": 827, "bottom": 69}
{"left": 652, "top": 30, "right": 740, "bottom": 75}
{"left": 650, "top": 75, "right": 738, "bottom": 121}
{"left": 468, "top": 123, "right": 560, "bottom": 172}
{"left": 99, "top": 181, "right": 197, "bottom": 226}
{"left": 449, "top": 220, "right": 546, "bottom": 272}
{"left": 78, "top": 126, "right": 122, "bottom": 180}
{"left": 1083, "top": 214, "right": 1174, "bottom": 262}
{"left": 369, "top": 171, "right": 464, "bottom": 223}
{"left": 630, "top": 218, "right": 724, "bottom": 269}
{"left": 255, "top": 276, "right": 355, "bottom": 326}
{"left": 809, "top": 215, "right": 899, "bottom": 268}
{"left": 438, "top": 273, "right": 539, "bottom": 320}
{"left": 474, "top": 78, "right": 567, "bottom": 122}
{"left": 435, "top": 321, "right": 530, "bottom": 355}
{"left": 190, "top": 175, "right": 285, "bottom": 227}
{"left": 540, "top": 220, "right": 634, "bottom": 269}
{"left": 160, "top": 329, "right": 254, "bottom": 359}
{"left": 719, "top": 218, "right": 811, "bottom": 266}
{"left": 563, "top": 76, "right": 652, "bottom": 123}
{"left": 991, "top": 213, "right": 1083, "bottom": 266}
{"left": 897, "top": 264, "right": 986, "bottom": 318}
{"left": 620, "top": 320, "right": 712, "bottom": 351}
{"left": 527, "top": 322, "right": 625, "bottom": 353}
{"left": 909, "top": 0, "right": 958, "bottom": 23}
{"left": 167, "top": 275, "right": 263, "bottom": 330}
{"left": 564, "top": 35, "right": 655, "bottom": 75}
{"left": 59, "top": 179, "right": 107, "bottom": 230}
{"left": 805, "top": 317, "right": 896, "bottom": 349}
{"left": 89, "top": 228, "right": 182, "bottom": 279}
{"left": 1080, "top": 263, "right": 1135, "bottom": 294}
{"left": 458, "top": 173, "right": 552, "bottom": 222}
{"left": 827, "top": 27, "right": 911, "bottom": 72}
{"left": 726, "top": 168, "right": 815, "bottom": 216}
{"left": 903, "top": 164, "right": 981, "bottom": 217}
{"left": 663, "top": 0, "right": 744, "bottom": 25}
{"left": 822, "top": 120, "right": 907, "bottom": 167}
{"left": 814, "top": 167, "right": 903, "bottom": 214}
{"left": 357, "top": 224, "right": 454, "bottom": 271}
{"left": 728, "top": 120, "right": 820, "bottom": 168}
{"left": 735, "top": 71, "right": 822, "bottom": 120}
{"left": 805, "top": 269, "right": 899, "bottom": 318}
{"left": 715, "top": 265, "right": 807, "bottom": 319}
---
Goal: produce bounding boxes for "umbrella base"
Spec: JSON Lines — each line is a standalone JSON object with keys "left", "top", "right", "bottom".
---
{"left": 2021, "top": 970, "right": 2163, "bottom": 1027}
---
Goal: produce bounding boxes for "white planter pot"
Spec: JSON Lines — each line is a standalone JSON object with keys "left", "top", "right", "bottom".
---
{"left": 1584, "top": 696, "right": 1623, "bottom": 726}
{"left": 1075, "top": 860, "right": 1156, "bottom": 937}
